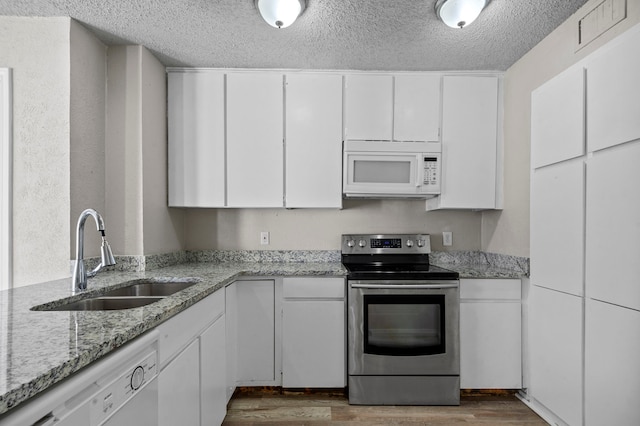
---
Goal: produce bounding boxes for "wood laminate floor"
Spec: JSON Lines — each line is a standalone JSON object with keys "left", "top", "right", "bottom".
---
{"left": 222, "top": 389, "right": 547, "bottom": 425}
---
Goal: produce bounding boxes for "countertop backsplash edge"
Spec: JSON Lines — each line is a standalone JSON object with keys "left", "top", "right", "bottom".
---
{"left": 81, "top": 249, "right": 529, "bottom": 277}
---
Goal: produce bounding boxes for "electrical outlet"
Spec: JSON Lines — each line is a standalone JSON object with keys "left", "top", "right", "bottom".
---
{"left": 442, "top": 231, "right": 452, "bottom": 247}
{"left": 260, "top": 231, "right": 270, "bottom": 245}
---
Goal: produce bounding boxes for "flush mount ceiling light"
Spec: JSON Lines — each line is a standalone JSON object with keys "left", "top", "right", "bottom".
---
{"left": 435, "top": 0, "right": 490, "bottom": 29}
{"left": 256, "top": 0, "right": 306, "bottom": 29}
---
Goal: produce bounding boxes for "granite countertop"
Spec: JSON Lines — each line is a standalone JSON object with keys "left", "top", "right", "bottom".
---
{"left": 431, "top": 250, "right": 529, "bottom": 279}
{"left": 437, "top": 263, "right": 528, "bottom": 279}
{"left": 0, "top": 253, "right": 527, "bottom": 417}
{"left": 0, "top": 261, "right": 346, "bottom": 417}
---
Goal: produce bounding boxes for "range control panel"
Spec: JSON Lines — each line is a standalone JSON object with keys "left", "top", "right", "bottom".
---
{"left": 342, "top": 234, "right": 431, "bottom": 255}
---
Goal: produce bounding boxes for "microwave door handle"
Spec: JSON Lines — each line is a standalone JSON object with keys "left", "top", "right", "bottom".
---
{"left": 416, "top": 154, "right": 422, "bottom": 187}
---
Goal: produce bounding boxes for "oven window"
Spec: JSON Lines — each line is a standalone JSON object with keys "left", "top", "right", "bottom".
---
{"left": 364, "top": 294, "right": 445, "bottom": 356}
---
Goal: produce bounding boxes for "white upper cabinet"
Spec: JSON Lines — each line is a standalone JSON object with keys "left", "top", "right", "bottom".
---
{"left": 285, "top": 74, "right": 343, "bottom": 208}
{"left": 587, "top": 28, "right": 640, "bottom": 152}
{"left": 227, "top": 72, "right": 284, "bottom": 207}
{"left": 393, "top": 74, "right": 440, "bottom": 142}
{"left": 427, "top": 75, "right": 500, "bottom": 210}
{"left": 586, "top": 141, "right": 640, "bottom": 311}
{"left": 531, "top": 65, "right": 585, "bottom": 168}
{"left": 168, "top": 71, "right": 225, "bottom": 207}
{"left": 530, "top": 159, "right": 585, "bottom": 296}
{"left": 344, "top": 74, "right": 393, "bottom": 141}
{"left": 344, "top": 74, "right": 440, "bottom": 142}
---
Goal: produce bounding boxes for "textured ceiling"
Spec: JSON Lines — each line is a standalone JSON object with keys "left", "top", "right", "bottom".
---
{"left": 0, "top": 0, "right": 590, "bottom": 71}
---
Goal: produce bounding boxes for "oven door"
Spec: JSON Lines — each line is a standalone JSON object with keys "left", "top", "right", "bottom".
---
{"left": 348, "top": 280, "right": 459, "bottom": 376}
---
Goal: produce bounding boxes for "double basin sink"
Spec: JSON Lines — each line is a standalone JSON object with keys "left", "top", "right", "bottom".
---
{"left": 32, "top": 278, "right": 200, "bottom": 312}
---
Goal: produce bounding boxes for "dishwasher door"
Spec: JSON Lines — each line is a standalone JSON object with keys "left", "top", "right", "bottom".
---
{"left": 54, "top": 377, "right": 158, "bottom": 426}
{"left": 101, "top": 377, "right": 158, "bottom": 426}
{"left": 0, "top": 331, "right": 160, "bottom": 426}
{"left": 56, "top": 344, "right": 159, "bottom": 426}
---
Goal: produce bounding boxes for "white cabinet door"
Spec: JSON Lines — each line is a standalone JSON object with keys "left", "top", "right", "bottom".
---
{"left": 200, "top": 315, "right": 226, "bottom": 426}
{"left": 282, "top": 277, "right": 345, "bottom": 388}
{"left": 531, "top": 65, "right": 585, "bottom": 168}
{"left": 285, "top": 74, "right": 342, "bottom": 208}
{"left": 585, "top": 299, "right": 640, "bottom": 426}
{"left": 227, "top": 73, "right": 283, "bottom": 207}
{"left": 235, "top": 280, "right": 276, "bottom": 384}
{"left": 394, "top": 74, "right": 440, "bottom": 142}
{"left": 530, "top": 285, "right": 583, "bottom": 426}
{"left": 586, "top": 141, "right": 640, "bottom": 311}
{"left": 459, "top": 279, "right": 521, "bottom": 389}
{"left": 530, "top": 159, "right": 584, "bottom": 296}
{"left": 344, "top": 74, "right": 393, "bottom": 140}
{"left": 587, "top": 28, "right": 640, "bottom": 152}
{"left": 282, "top": 300, "right": 345, "bottom": 387}
{"left": 460, "top": 302, "right": 521, "bottom": 389}
{"left": 168, "top": 71, "right": 225, "bottom": 207}
{"left": 430, "top": 75, "right": 499, "bottom": 210}
{"left": 224, "top": 282, "right": 237, "bottom": 402}
{"left": 158, "top": 339, "right": 200, "bottom": 426}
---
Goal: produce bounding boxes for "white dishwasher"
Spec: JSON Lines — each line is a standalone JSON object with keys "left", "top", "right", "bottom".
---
{"left": 0, "top": 330, "right": 159, "bottom": 426}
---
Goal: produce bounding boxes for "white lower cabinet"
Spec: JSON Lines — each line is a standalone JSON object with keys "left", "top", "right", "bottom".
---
{"left": 529, "top": 285, "right": 583, "bottom": 426}
{"left": 200, "top": 316, "right": 227, "bottom": 426}
{"left": 585, "top": 298, "right": 640, "bottom": 426}
{"left": 235, "top": 280, "right": 278, "bottom": 385}
{"left": 282, "top": 278, "right": 345, "bottom": 388}
{"left": 159, "top": 339, "right": 200, "bottom": 426}
{"left": 157, "top": 289, "right": 226, "bottom": 426}
{"left": 156, "top": 276, "right": 346, "bottom": 424}
{"left": 224, "top": 282, "right": 237, "bottom": 402}
{"left": 459, "top": 279, "right": 521, "bottom": 389}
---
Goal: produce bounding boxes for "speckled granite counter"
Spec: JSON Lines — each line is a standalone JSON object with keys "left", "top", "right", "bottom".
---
{"left": 0, "top": 250, "right": 528, "bottom": 417}
{"left": 0, "top": 261, "right": 346, "bottom": 417}
{"left": 431, "top": 250, "right": 529, "bottom": 279}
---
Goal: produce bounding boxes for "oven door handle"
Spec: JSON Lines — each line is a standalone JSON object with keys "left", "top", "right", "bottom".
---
{"left": 350, "top": 283, "right": 459, "bottom": 290}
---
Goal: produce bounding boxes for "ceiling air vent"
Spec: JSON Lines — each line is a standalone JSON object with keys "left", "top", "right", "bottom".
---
{"left": 576, "top": 0, "right": 626, "bottom": 51}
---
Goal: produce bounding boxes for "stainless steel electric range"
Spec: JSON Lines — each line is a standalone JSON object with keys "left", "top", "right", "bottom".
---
{"left": 342, "top": 233, "right": 461, "bottom": 406}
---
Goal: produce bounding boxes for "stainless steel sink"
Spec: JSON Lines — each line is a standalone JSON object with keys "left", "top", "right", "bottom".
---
{"left": 32, "top": 277, "right": 201, "bottom": 311}
{"left": 41, "top": 296, "right": 165, "bottom": 311}
{"left": 101, "top": 279, "right": 199, "bottom": 297}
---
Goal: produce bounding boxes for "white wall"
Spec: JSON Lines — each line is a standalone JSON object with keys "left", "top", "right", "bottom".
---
{"left": 70, "top": 20, "right": 107, "bottom": 259}
{"left": 0, "top": 17, "right": 107, "bottom": 287}
{"left": 140, "top": 47, "right": 185, "bottom": 255}
{"left": 106, "top": 45, "right": 185, "bottom": 256}
{"left": 0, "top": 68, "right": 11, "bottom": 291}
{"left": 185, "top": 200, "right": 481, "bottom": 251}
{"left": 481, "top": 0, "right": 640, "bottom": 257}
{"left": 0, "top": 17, "right": 71, "bottom": 287}
{"left": 105, "top": 46, "right": 145, "bottom": 256}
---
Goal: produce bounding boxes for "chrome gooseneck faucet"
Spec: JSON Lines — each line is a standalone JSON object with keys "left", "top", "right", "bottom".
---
{"left": 72, "top": 208, "right": 116, "bottom": 293}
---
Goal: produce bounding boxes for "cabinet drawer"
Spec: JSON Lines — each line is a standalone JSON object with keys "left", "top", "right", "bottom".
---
{"left": 460, "top": 279, "right": 521, "bottom": 300}
{"left": 158, "top": 289, "right": 224, "bottom": 368}
{"left": 283, "top": 277, "right": 345, "bottom": 299}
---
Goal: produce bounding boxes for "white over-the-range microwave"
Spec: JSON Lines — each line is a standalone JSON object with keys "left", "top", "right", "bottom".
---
{"left": 343, "top": 140, "right": 441, "bottom": 198}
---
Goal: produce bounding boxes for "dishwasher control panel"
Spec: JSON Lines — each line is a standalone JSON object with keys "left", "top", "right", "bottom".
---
{"left": 89, "top": 350, "right": 157, "bottom": 425}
